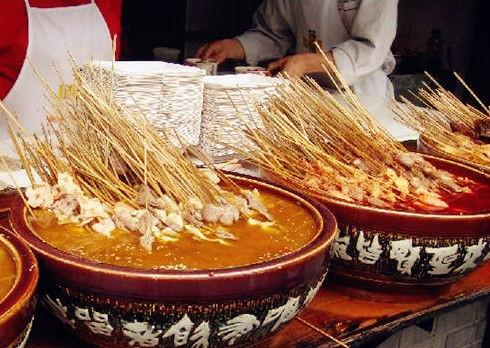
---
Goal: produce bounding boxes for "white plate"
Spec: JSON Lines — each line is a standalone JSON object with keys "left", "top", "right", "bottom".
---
{"left": 0, "top": 170, "right": 34, "bottom": 189}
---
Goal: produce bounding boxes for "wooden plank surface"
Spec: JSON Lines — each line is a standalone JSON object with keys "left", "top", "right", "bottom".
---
{"left": 26, "top": 263, "right": 490, "bottom": 347}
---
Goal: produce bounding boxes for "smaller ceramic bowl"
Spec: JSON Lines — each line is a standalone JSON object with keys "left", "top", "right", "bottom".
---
{"left": 234, "top": 66, "right": 271, "bottom": 76}
{"left": 0, "top": 228, "right": 38, "bottom": 348}
{"left": 185, "top": 58, "right": 218, "bottom": 75}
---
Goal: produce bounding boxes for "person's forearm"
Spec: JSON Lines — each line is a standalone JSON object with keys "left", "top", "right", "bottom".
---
{"left": 236, "top": 31, "right": 289, "bottom": 66}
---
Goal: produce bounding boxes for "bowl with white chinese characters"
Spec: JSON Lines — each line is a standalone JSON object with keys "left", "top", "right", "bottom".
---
{"left": 8, "top": 174, "right": 337, "bottom": 347}
{"left": 269, "top": 155, "right": 490, "bottom": 289}
{"left": 0, "top": 228, "right": 39, "bottom": 348}
{"left": 323, "top": 155, "right": 490, "bottom": 288}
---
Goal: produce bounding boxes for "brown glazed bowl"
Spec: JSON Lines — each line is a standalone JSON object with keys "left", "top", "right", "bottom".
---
{"left": 0, "top": 229, "right": 38, "bottom": 348}
{"left": 267, "top": 155, "right": 490, "bottom": 289}
{"left": 418, "top": 134, "right": 490, "bottom": 175}
{"left": 1, "top": 188, "right": 20, "bottom": 231}
{"left": 8, "top": 174, "right": 337, "bottom": 347}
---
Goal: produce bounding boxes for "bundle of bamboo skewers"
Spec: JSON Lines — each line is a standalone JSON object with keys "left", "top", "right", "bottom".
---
{"left": 235, "top": 48, "right": 474, "bottom": 212}
{"left": 392, "top": 73, "right": 490, "bottom": 172}
{"left": 0, "top": 64, "right": 272, "bottom": 251}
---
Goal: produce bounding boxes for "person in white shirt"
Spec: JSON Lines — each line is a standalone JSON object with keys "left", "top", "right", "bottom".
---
{"left": 198, "top": 0, "right": 398, "bottom": 98}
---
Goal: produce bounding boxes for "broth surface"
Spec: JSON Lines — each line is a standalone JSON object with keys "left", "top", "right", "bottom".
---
{"left": 412, "top": 161, "right": 490, "bottom": 214}
{"left": 0, "top": 242, "right": 16, "bottom": 300}
{"left": 29, "top": 188, "right": 319, "bottom": 270}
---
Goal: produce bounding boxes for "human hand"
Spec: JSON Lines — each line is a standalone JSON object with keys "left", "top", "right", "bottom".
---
{"left": 196, "top": 39, "right": 246, "bottom": 63}
{"left": 267, "top": 52, "right": 334, "bottom": 78}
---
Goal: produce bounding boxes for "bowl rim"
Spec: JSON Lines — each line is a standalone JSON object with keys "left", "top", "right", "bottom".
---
{"left": 9, "top": 173, "right": 337, "bottom": 281}
{"left": 418, "top": 133, "right": 490, "bottom": 175}
{"left": 0, "top": 227, "right": 38, "bottom": 323}
{"left": 267, "top": 153, "right": 490, "bottom": 220}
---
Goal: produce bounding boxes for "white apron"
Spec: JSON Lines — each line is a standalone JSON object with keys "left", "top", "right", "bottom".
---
{"left": 295, "top": 0, "right": 394, "bottom": 98}
{"left": 238, "top": 0, "right": 396, "bottom": 98}
{"left": 0, "top": 0, "right": 112, "bottom": 155}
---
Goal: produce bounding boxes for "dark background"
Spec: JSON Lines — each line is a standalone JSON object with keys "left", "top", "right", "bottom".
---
{"left": 120, "top": 0, "right": 489, "bottom": 104}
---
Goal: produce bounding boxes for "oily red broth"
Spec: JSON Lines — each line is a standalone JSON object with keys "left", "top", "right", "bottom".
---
{"left": 29, "top": 187, "right": 319, "bottom": 270}
{"left": 438, "top": 181, "right": 490, "bottom": 214}
{"left": 413, "top": 159, "right": 490, "bottom": 214}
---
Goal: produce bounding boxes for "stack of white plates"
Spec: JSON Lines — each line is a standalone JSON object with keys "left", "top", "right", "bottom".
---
{"left": 199, "top": 74, "right": 281, "bottom": 159}
{"left": 82, "top": 61, "right": 206, "bottom": 145}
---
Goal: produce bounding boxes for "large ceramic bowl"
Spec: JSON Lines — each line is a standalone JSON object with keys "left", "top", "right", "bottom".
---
{"left": 8, "top": 174, "right": 337, "bottom": 347}
{"left": 266, "top": 155, "right": 490, "bottom": 289}
{"left": 1, "top": 188, "right": 19, "bottom": 231}
{"left": 418, "top": 134, "right": 490, "bottom": 175}
{"left": 0, "top": 229, "right": 38, "bottom": 348}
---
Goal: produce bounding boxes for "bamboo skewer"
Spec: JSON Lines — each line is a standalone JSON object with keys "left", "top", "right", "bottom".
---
{"left": 232, "top": 45, "right": 474, "bottom": 212}
{"left": 393, "top": 72, "right": 490, "bottom": 172}
{"left": 0, "top": 62, "right": 223, "bottom": 211}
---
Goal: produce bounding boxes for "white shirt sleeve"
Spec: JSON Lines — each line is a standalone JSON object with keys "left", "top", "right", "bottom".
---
{"left": 332, "top": 0, "right": 398, "bottom": 85}
{"left": 236, "top": 0, "right": 295, "bottom": 66}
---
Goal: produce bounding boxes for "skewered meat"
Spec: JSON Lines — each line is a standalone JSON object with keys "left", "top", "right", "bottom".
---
{"left": 79, "top": 197, "right": 110, "bottom": 224}
{"left": 138, "top": 211, "right": 159, "bottom": 235}
{"left": 418, "top": 193, "right": 448, "bottom": 209}
{"left": 52, "top": 194, "right": 80, "bottom": 217}
{"left": 91, "top": 217, "right": 116, "bottom": 237}
{"left": 352, "top": 158, "right": 370, "bottom": 173}
{"left": 155, "top": 195, "right": 180, "bottom": 212}
{"left": 202, "top": 203, "right": 239, "bottom": 225}
{"left": 137, "top": 185, "right": 159, "bottom": 207}
{"left": 164, "top": 212, "right": 184, "bottom": 231}
{"left": 242, "top": 189, "right": 272, "bottom": 221}
{"left": 450, "top": 120, "right": 475, "bottom": 138}
{"left": 154, "top": 228, "right": 179, "bottom": 243}
{"left": 200, "top": 168, "right": 220, "bottom": 184}
{"left": 139, "top": 231, "right": 155, "bottom": 253}
{"left": 475, "top": 118, "right": 490, "bottom": 142}
{"left": 396, "top": 153, "right": 416, "bottom": 169}
{"left": 57, "top": 173, "right": 82, "bottom": 195}
{"left": 219, "top": 205, "right": 240, "bottom": 226}
{"left": 51, "top": 185, "right": 66, "bottom": 200}
{"left": 188, "top": 197, "right": 204, "bottom": 211}
{"left": 202, "top": 204, "right": 222, "bottom": 223}
{"left": 114, "top": 203, "right": 144, "bottom": 231}
{"left": 367, "top": 197, "right": 388, "bottom": 208}
{"left": 215, "top": 228, "right": 237, "bottom": 240}
{"left": 247, "top": 218, "right": 275, "bottom": 228}
{"left": 26, "top": 183, "right": 54, "bottom": 209}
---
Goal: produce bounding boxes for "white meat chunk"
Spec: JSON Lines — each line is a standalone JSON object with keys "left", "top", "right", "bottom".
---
{"left": 79, "top": 197, "right": 109, "bottom": 224}
{"left": 242, "top": 189, "right": 272, "bottom": 221}
{"left": 155, "top": 195, "right": 180, "bottom": 212}
{"left": 219, "top": 205, "right": 240, "bottom": 226}
{"left": 139, "top": 231, "right": 155, "bottom": 253}
{"left": 137, "top": 185, "right": 159, "bottom": 207}
{"left": 164, "top": 212, "right": 184, "bottom": 231}
{"left": 202, "top": 204, "right": 222, "bottom": 223}
{"left": 199, "top": 168, "right": 221, "bottom": 185}
{"left": 52, "top": 194, "right": 80, "bottom": 217}
{"left": 91, "top": 217, "right": 116, "bottom": 237}
{"left": 57, "top": 173, "right": 82, "bottom": 195}
{"left": 26, "top": 182, "right": 54, "bottom": 209}
{"left": 137, "top": 211, "right": 159, "bottom": 235}
{"left": 114, "top": 202, "right": 144, "bottom": 231}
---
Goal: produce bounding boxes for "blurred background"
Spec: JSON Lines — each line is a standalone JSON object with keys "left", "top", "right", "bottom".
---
{"left": 120, "top": 0, "right": 490, "bottom": 104}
